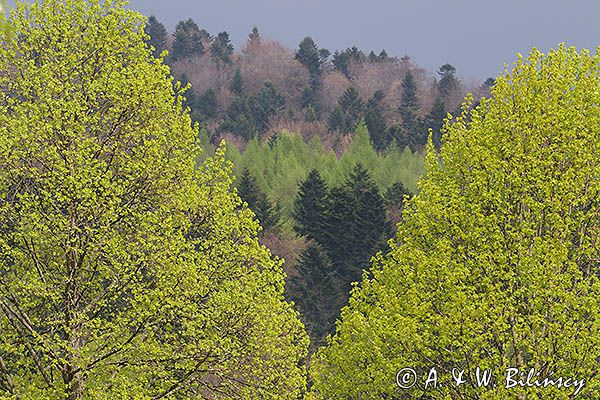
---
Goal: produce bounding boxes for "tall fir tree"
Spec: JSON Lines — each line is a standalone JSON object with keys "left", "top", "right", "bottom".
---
{"left": 229, "top": 68, "right": 245, "bottom": 97}
{"left": 293, "top": 169, "right": 329, "bottom": 243}
{"left": 295, "top": 36, "right": 322, "bottom": 90}
{"left": 327, "top": 87, "right": 364, "bottom": 133}
{"left": 397, "top": 70, "right": 423, "bottom": 149}
{"left": 211, "top": 31, "right": 234, "bottom": 66}
{"left": 249, "top": 82, "right": 286, "bottom": 133}
{"left": 288, "top": 243, "right": 339, "bottom": 348}
{"left": 426, "top": 95, "right": 446, "bottom": 148}
{"left": 170, "top": 18, "right": 205, "bottom": 62}
{"left": 364, "top": 90, "right": 390, "bottom": 151}
{"left": 144, "top": 15, "right": 167, "bottom": 58}
{"left": 237, "top": 168, "right": 280, "bottom": 232}
{"left": 437, "top": 63, "right": 459, "bottom": 102}
{"left": 321, "top": 164, "right": 390, "bottom": 292}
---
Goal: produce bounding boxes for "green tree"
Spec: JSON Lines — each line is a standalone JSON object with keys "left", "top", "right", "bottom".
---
{"left": 144, "top": 15, "right": 167, "bottom": 58}
{"left": 170, "top": 18, "right": 205, "bottom": 62}
{"left": 328, "top": 87, "right": 364, "bottom": 133}
{"left": 288, "top": 244, "right": 338, "bottom": 348}
{"left": 426, "top": 95, "right": 446, "bottom": 148}
{"left": 364, "top": 90, "right": 390, "bottom": 151}
{"left": 321, "top": 164, "right": 390, "bottom": 291}
{"left": 293, "top": 169, "right": 329, "bottom": 243}
{"left": 249, "top": 82, "right": 286, "bottom": 133}
{"left": 0, "top": 1, "right": 308, "bottom": 398}
{"left": 237, "top": 168, "right": 281, "bottom": 232}
{"left": 310, "top": 45, "right": 600, "bottom": 399}
{"left": 295, "top": 37, "right": 322, "bottom": 90}
{"left": 229, "top": 68, "right": 245, "bottom": 97}
{"left": 195, "top": 88, "right": 219, "bottom": 121}
{"left": 437, "top": 62, "right": 460, "bottom": 102}
{"left": 211, "top": 31, "right": 234, "bottom": 66}
{"left": 248, "top": 26, "right": 260, "bottom": 43}
{"left": 397, "top": 70, "right": 423, "bottom": 149}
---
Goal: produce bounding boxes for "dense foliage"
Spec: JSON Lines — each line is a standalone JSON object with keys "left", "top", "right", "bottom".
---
{"left": 0, "top": 1, "right": 308, "bottom": 398}
{"left": 309, "top": 45, "right": 600, "bottom": 399}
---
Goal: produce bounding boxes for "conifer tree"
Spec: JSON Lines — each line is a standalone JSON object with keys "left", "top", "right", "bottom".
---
{"left": 437, "top": 63, "right": 460, "bottom": 102}
{"left": 288, "top": 244, "right": 339, "bottom": 347}
{"left": 237, "top": 168, "right": 280, "bottom": 232}
{"left": 229, "top": 68, "right": 245, "bottom": 97}
{"left": 426, "top": 95, "right": 446, "bottom": 148}
{"left": 0, "top": 1, "right": 308, "bottom": 398}
{"left": 296, "top": 37, "right": 322, "bottom": 90}
{"left": 364, "top": 90, "right": 390, "bottom": 151}
{"left": 170, "top": 18, "right": 205, "bottom": 62}
{"left": 144, "top": 15, "right": 167, "bottom": 58}
{"left": 248, "top": 26, "right": 260, "bottom": 43}
{"left": 327, "top": 87, "right": 364, "bottom": 133}
{"left": 249, "top": 82, "right": 286, "bottom": 133}
{"left": 293, "top": 169, "right": 329, "bottom": 243}
{"left": 196, "top": 88, "right": 219, "bottom": 120}
{"left": 398, "top": 70, "right": 423, "bottom": 148}
{"left": 211, "top": 31, "right": 234, "bottom": 66}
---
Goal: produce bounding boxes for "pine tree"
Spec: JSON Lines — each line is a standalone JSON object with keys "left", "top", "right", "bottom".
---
{"left": 321, "top": 164, "right": 390, "bottom": 291}
{"left": 426, "top": 95, "right": 446, "bottom": 148}
{"left": 229, "top": 68, "right": 244, "bottom": 97}
{"left": 327, "top": 87, "right": 364, "bottom": 133}
{"left": 437, "top": 63, "right": 459, "bottom": 102}
{"left": 288, "top": 243, "right": 339, "bottom": 347}
{"left": 397, "top": 70, "right": 423, "bottom": 149}
{"left": 293, "top": 169, "right": 329, "bottom": 243}
{"left": 248, "top": 26, "right": 260, "bottom": 43}
{"left": 364, "top": 90, "right": 390, "bottom": 151}
{"left": 144, "top": 15, "right": 167, "bottom": 58}
{"left": 249, "top": 82, "right": 286, "bottom": 133}
{"left": 237, "top": 168, "right": 280, "bottom": 232}
{"left": 211, "top": 31, "right": 234, "bottom": 66}
{"left": 295, "top": 37, "right": 322, "bottom": 90}
{"left": 196, "top": 88, "right": 219, "bottom": 120}
{"left": 170, "top": 18, "right": 205, "bottom": 62}
{"left": 221, "top": 96, "right": 258, "bottom": 139}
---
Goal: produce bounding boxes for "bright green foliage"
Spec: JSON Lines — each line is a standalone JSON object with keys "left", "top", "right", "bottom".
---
{"left": 288, "top": 243, "right": 338, "bottom": 348}
{"left": 237, "top": 168, "right": 281, "bottom": 233}
{"left": 309, "top": 45, "right": 600, "bottom": 399}
{"left": 226, "top": 124, "right": 424, "bottom": 232}
{"left": 0, "top": 1, "right": 307, "bottom": 398}
{"left": 145, "top": 15, "right": 167, "bottom": 58}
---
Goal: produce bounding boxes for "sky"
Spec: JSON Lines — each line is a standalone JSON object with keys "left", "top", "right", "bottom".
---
{"left": 83, "top": 1, "right": 600, "bottom": 81}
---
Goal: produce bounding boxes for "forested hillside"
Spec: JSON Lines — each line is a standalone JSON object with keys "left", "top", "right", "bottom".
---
{"left": 143, "top": 15, "right": 497, "bottom": 345}
{"left": 1, "top": 1, "right": 597, "bottom": 399}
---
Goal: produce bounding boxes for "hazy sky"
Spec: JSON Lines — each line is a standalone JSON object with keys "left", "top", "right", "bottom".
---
{"left": 127, "top": 0, "right": 598, "bottom": 81}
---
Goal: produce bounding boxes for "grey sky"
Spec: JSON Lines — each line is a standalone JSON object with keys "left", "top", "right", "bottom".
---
{"left": 128, "top": 0, "right": 598, "bottom": 81}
